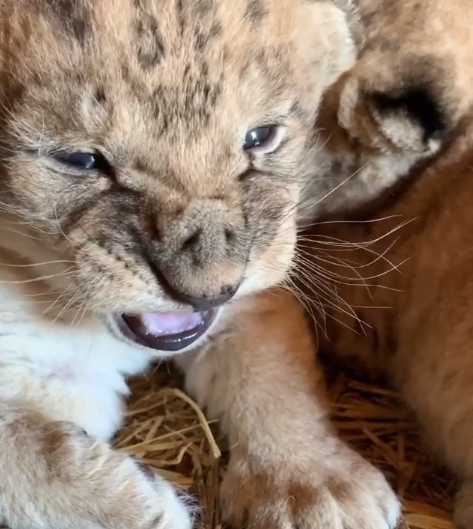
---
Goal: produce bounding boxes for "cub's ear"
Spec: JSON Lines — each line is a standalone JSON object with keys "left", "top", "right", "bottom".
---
{"left": 336, "top": 51, "right": 458, "bottom": 156}
{"left": 295, "top": 0, "right": 361, "bottom": 94}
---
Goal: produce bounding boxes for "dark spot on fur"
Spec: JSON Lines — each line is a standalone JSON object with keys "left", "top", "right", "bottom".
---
{"left": 239, "top": 60, "right": 251, "bottom": 80}
{"left": 183, "top": 64, "right": 192, "bottom": 78}
{"left": 175, "top": 0, "right": 217, "bottom": 36}
{"left": 201, "top": 62, "right": 210, "bottom": 77}
{"left": 175, "top": 0, "right": 186, "bottom": 35}
{"left": 42, "top": 1, "right": 92, "bottom": 43}
{"left": 245, "top": 0, "right": 268, "bottom": 23}
{"left": 150, "top": 70, "right": 222, "bottom": 131}
{"left": 133, "top": 159, "right": 153, "bottom": 174}
{"left": 134, "top": 14, "right": 165, "bottom": 68}
{"left": 289, "top": 99, "right": 305, "bottom": 119}
{"left": 93, "top": 85, "right": 107, "bottom": 104}
{"left": 146, "top": 514, "right": 165, "bottom": 529}
{"left": 193, "top": 0, "right": 215, "bottom": 17}
{"left": 372, "top": 85, "right": 447, "bottom": 143}
{"left": 209, "top": 20, "right": 223, "bottom": 38}
{"left": 194, "top": 29, "right": 208, "bottom": 52}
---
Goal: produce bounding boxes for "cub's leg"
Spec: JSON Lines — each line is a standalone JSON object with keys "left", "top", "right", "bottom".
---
{"left": 393, "top": 311, "right": 473, "bottom": 529}
{"left": 176, "top": 289, "right": 401, "bottom": 529}
{"left": 0, "top": 400, "right": 191, "bottom": 529}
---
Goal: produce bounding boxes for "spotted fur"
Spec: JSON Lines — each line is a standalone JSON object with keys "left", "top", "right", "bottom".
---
{"left": 0, "top": 1, "right": 402, "bottom": 528}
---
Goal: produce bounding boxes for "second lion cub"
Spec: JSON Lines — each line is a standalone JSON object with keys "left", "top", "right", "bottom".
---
{"left": 300, "top": 0, "right": 473, "bottom": 527}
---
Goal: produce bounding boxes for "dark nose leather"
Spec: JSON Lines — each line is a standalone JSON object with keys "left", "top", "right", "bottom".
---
{"left": 177, "top": 285, "right": 238, "bottom": 311}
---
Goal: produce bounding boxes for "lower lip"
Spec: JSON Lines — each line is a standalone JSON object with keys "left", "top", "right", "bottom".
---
{"left": 113, "top": 310, "right": 217, "bottom": 352}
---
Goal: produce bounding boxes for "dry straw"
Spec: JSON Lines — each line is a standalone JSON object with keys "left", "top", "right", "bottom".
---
{"left": 114, "top": 367, "right": 456, "bottom": 529}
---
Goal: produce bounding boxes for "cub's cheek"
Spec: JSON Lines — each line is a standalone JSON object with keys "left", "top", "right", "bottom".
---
{"left": 238, "top": 232, "right": 297, "bottom": 298}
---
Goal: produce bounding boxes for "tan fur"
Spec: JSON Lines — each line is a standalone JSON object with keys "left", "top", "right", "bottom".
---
{"left": 301, "top": 0, "right": 473, "bottom": 220}
{"left": 0, "top": 1, "right": 403, "bottom": 528}
{"left": 298, "top": 1, "right": 473, "bottom": 527}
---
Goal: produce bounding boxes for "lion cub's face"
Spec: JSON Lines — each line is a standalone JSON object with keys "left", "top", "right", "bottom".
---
{"left": 0, "top": 0, "right": 355, "bottom": 355}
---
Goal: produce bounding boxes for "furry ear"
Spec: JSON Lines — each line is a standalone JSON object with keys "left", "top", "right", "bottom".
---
{"left": 307, "top": 49, "right": 456, "bottom": 218}
{"left": 337, "top": 51, "right": 457, "bottom": 156}
{"left": 295, "top": 0, "right": 360, "bottom": 95}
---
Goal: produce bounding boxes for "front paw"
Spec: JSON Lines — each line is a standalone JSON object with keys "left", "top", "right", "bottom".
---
{"left": 221, "top": 442, "right": 401, "bottom": 529}
{"left": 3, "top": 420, "right": 193, "bottom": 529}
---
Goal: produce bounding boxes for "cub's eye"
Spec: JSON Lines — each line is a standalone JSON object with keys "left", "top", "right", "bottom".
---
{"left": 52, "top": 152, "right": 101, "bottom": 171}
{"left": 243, "top": 127, "right": 272, "bottom": 149}
{"left": 243, "top": 125, "right": 284, "bottom": 153}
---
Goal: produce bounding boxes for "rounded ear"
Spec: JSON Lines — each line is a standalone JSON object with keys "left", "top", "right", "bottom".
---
{"left": 336, "top": 50, "right": 456, "bottom": 157}
{"left": 295, "top": 0, "right": 360, "bottom": 93}
{"left": 335, "top": 0, "right": 473, "bottom": 156}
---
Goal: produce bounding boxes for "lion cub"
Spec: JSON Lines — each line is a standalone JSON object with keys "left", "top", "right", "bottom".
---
{"left": 0, "top": 1, "right": 401, "bottom": 529}
{"left": 299, "top": 0, "right": 473, "bottom": 527}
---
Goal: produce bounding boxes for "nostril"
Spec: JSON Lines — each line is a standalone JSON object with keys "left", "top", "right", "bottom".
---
{"left": 220, "top": 284, "right": 237, "bottom": 297}
{"left": 182, "top": 228, "right": 202, "bottom": 251}
{"left": 224, "top": 228, "right": 236, "bottom": 244}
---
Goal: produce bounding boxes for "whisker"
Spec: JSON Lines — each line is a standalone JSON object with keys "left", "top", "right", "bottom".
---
{"left": 0, "top": 227, "right": 45, "bottom": 242}
{"left": 53, "top": 203, "right": 74, "bottom": 246}
{"left": 52, "top": 288, "right": 82, "bottom": 324}
{"left": 281, "top": 279, "right": 326, "bottom": 341}
{"left": 44, "top": 282, "right": 75, "bottom": 317}
{"left": 0, "top": 268, "right": 76, "bottom": 285}
{"left": 298, "top": 213, "right": 405, "bottom": 231}
{"left": 294, "top": 264, "right": 371, "bottom": 333}
{"left": 0, "top": 259, "right": 74, "bottom": 268}
{"left": 71, "top": 299, "right": 88, "bottom": 326}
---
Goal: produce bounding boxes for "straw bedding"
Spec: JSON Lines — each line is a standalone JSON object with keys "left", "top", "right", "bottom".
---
{"left": 113, "top": 365, "right": 456, "bottom": 529}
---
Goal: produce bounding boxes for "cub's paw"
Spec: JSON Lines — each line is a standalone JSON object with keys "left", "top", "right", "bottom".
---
{"left": 220, "top": 443, "right": 401, "bottom": 529}
{"left": 336, "top": 50, "right": 452, "bottom": 156}
{"left": 4, "top": 420, "right": 193, "bottom": 529}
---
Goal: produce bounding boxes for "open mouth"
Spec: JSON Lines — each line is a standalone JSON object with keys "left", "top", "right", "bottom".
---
{"left": 114, "top": 310, "right": 217, "bottom": 352}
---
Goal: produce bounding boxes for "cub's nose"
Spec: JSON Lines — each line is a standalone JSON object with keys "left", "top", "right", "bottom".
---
{"left": 151, "top": 198, "right": 248, "bottom": 307}
{"left": 168, "top": 284, "right": 239, "bottom": 311}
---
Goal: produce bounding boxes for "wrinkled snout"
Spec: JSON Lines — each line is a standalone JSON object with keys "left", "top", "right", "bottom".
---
{"left": 151, "top": 199, "right": 249, "bottom": 309}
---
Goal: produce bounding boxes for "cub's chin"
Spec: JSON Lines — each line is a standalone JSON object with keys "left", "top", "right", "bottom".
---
{"left": 105, "top": 309, "right": 222, "bottom": 357}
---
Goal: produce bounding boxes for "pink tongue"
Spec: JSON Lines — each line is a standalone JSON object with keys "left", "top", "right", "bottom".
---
{"left": 139, "top": 312, "right": 204, "bottom": 336}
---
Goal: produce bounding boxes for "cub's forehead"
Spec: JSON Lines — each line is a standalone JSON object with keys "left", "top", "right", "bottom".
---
{"left": 0, "top": 0, "right": 313, "bottom": 148}
{"left": 4, "top": 0, "right": 302, "bottom": 64}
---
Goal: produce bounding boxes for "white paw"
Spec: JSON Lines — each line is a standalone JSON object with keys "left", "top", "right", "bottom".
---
{"left": 1, "top": 420, "right": 193, "bottom": 529}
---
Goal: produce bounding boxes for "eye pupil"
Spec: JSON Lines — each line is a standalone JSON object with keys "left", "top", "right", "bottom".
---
{"left": 243, "top": 126, "right": 272, "bottom": 150}
{"left": 54, "top": 152, "right": 99, "bottom": 170}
